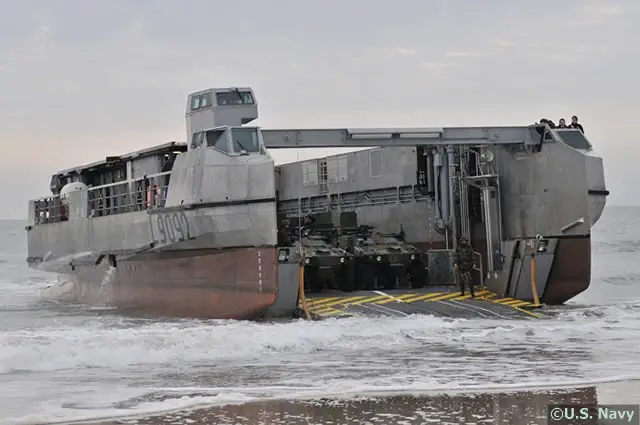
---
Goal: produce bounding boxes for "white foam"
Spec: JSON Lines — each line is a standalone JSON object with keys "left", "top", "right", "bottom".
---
{"left": 4, "top": 392, "right": 255, "bottom": 425}
{"left": 1, "top": 307, "right": 638, "bottom": 375}
{"left": 0, "top": 307, "right": 638, "bottom": 424}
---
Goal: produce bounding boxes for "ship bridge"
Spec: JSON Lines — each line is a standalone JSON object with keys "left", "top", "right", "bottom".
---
{"left": 185, "top": 87, "right": 258, "bottom": 149}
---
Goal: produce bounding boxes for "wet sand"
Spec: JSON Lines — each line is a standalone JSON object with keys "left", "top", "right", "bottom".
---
{"left": 95, "top": 381, "right": 640, "bottom": 425}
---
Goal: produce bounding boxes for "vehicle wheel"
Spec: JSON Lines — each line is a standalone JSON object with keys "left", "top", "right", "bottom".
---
{"left": 409, "top": 261, "right": 427, "bottom": 289}
{"left": 304, "top": 266, "right": 324, "bottom": 293}
{"left": 381, "top": 268, "right": 397, "bottom": 290}
{"left": 338, "top": 262, "right": 356, "bottom": 292}
{"left": 359, "top": 265, "right": 376, "bottom": 290}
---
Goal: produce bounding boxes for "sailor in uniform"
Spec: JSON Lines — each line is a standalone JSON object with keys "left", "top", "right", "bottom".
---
{"left": 453, "top": 236, "right": 476, "bottom": 297}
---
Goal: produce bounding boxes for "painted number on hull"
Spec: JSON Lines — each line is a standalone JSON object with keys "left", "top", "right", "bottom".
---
{"left": 152, "top": 211, "right": 191, "bottom": 244}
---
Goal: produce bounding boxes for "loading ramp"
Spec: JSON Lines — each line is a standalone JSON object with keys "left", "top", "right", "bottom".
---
{"left": 301, "top": 287, "right": 545, "bottom": 320}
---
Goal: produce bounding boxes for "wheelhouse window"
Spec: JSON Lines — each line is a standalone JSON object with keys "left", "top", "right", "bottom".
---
{"left": 216, "top": 91, "right": 254, "bottom": 106}
{"left": 557, "top": 129, "right": 591, "bottom": 151}
{"left": 230, "top": 127, "right": 261, "bottom": 153}
{"left": 191, "top": 132, "right": 205, "bottom": 149}
{"left": 190, "top": 92, "right": 213, "bottom": 111}
{"left": 205, "top": 129, "right": 230, "bottom": 153}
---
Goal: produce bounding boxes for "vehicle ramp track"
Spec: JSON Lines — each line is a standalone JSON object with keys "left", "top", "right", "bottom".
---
{"left": 303, "top": 287, "right": 545, "bottom": 320}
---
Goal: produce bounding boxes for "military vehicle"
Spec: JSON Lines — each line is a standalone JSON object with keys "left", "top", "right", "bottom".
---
{"left": 280, "top": 213, "right": 355, "bottom": 293}
{"left": 333, "top": 212, "right": 428, "bottom": 291}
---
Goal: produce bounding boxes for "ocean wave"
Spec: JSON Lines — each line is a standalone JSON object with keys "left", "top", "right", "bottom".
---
{"left": 1, "top": 308, "right": 637, "bottom": 375}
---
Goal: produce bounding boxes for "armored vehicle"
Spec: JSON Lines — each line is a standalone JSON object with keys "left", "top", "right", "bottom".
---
{"left": 295, "top": 235, "right": 354, "bottom": 293}
{"left": 334, "top": 212, "right": 428, "bottom": 291}
{"left": 369, "top": 231, "right": 429, "bottom": 289}
{"left": 279, "top": 213, "right": 355, "bottom": 293}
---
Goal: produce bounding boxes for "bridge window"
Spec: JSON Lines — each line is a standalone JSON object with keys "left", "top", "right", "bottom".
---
{"left": 230, "top": 128, "right": 260, "bottom": 153}
{"left": 191, "top": 131, "right": 205, "bottom": 149}
{"left": 205, "top": 129, "right": 229, "bottom": 153}
{"left": 216, "top": 91, "right": 254, "bottom": 106}
{"left": 558, "top": 129, "right": 591, "bottom": 150}
{"left": 190, "top": 92, "right": 212, "bottom": 111}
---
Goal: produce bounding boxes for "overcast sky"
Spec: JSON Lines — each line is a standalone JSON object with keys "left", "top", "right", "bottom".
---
{"left": 1, "top": 0, "right": 637, "bottom": 218}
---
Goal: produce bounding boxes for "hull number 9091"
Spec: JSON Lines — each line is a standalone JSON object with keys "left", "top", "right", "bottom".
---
{"left": 151, "top": 211, "right": 191, "bottom": 244}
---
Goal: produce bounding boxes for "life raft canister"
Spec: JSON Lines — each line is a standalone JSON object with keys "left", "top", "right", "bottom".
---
{"left": 146, "top": 184, "right": 159, "bottom": 208}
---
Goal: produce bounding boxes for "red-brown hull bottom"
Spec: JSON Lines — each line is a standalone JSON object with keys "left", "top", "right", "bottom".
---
{"left": 64, "top": 247, "right": 279, "bottom": 320}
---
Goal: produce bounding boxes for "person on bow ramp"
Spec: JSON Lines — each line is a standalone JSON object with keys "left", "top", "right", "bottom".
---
{"left": 453, "top": 236, "right": 476, "bottom": 298}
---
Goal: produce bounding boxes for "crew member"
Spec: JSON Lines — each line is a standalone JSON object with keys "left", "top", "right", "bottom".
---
{"left": 569, "top": 115, "right": 584, "bottom": 133}
{"left": 278, "top": 219, "right": 292, "bottom": 246}
{"left": 453, "top": 236, "right": 476, "bottom": 297}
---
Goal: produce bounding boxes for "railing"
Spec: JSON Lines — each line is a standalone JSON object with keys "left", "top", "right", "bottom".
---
{"left": 87, "top": 172, "right": 170, "bottom": 217}
{"left": 278, "top": 185, "right": 431, "bottom": 216}
{"left": 31, "top": 171, "right": 172, "bottom": 225}
{"left": 430, "top": 248, "right": 484, "bottom": 287}
{"left": 473, "top": 251, "right": 484, "bottom": 287}
{"left": 33, "top": 196, "right": 66, "bottom": 224}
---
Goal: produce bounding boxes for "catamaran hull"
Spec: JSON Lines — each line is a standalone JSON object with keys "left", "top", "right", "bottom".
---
{"left": 42, "top": 247, "right": 279, "bottom": 320}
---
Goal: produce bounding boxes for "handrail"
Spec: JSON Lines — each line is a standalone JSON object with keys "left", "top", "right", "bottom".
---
{"left": 87, "top": 171, "right": 172, "bottom": 192}
{"left": 30, "top": 171, "right": 173, "bottom": 203}
{"left": 31, "top": 171, "right": 173, "bottom": 224}
{"left": 473, "top": 251, "right": 484, "bottom": 287}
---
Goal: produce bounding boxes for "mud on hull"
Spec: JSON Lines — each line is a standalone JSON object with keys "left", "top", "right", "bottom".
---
{"left": 44, "top": 247, "right": 279, "bottom": 320}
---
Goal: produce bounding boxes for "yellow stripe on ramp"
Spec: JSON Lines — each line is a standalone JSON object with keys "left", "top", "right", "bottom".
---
{"left": 428, "top": 292, "right": 466, "bottom": 302}
{"left": 376, "top": 293, "right": 421, "bottom": 304}
{"left": 511, "top": 305, "right": 542, "bottom": 319}
{"left": 509, "top": 301, "right": 533, "bottom": 307}
{"left": 449, "top": 289, "right": 490, "bottom": 301}
{"left": 503, "top": 299, "right": 526, "bottom": 306}
{"left": 306, "top": 297, "right": 341, "bottom": 307}
{"left": 315, "top": 296, "right": 366, "bottom": 309}
{"left": 311, "top": 306, "right": 349, "bottom": 316}
{"left": 493, "top": 298, "right": 517, "bottom": 304}
{"left": 400, "top": 293, "right": 445, "bottom": 303}
{"left": 345, "top": 295, "right": 389, "bottom": 305}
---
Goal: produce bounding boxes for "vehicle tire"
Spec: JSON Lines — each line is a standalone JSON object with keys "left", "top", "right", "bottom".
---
{"left": 304, "top": 266, "right": 324, "bottom": 293}
{"left": 381, "top": 268, "right": 397, "bottom": 290}
{"left": 337, "top": 262, "right": 356, "bottom": 292}
{"left": 409, "top": 260, "right": 427, "bottom": 289}
{"left": 359, "top": 265, "right": 376, "bottom": 290}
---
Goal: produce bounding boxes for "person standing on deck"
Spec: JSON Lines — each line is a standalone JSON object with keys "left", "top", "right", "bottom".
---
{"left": 453, "top": 236, "right": 476, "bottom": 297}
{"left": 160, "top": 153, "right": 176, "bottom": 201}
{"left": 569, "top": 115, "right": 584, "bottom": 133}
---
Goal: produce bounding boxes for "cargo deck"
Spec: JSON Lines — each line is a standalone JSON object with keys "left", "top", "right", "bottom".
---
{"left": 301, "top": 287, "right": 545, "bottom": 320}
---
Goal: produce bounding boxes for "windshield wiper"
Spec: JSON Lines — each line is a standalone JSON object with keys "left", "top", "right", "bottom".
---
{"left": 234, "top": 140, "right": 249, "bottom": 154}
{"left": 232, "top": 88, "right": 244, "bottom": 104}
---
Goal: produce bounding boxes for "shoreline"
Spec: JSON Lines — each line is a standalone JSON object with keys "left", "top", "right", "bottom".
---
{"left": 87, "top": 380, "right": 640, "bottom": 425}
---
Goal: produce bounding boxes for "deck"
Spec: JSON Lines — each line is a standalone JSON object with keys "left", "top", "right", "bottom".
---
{"left": 302, "top": 287, "right": 544, "bottom": 320}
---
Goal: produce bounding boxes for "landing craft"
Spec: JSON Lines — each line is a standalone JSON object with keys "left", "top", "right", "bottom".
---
{"left": 25, "top": 86, "right": 609, "bottom": 320}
